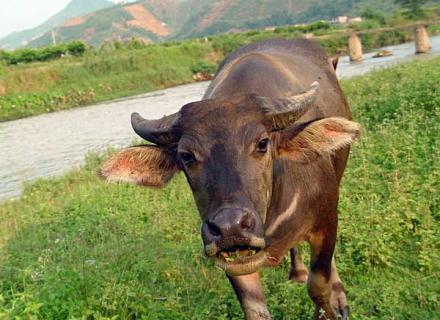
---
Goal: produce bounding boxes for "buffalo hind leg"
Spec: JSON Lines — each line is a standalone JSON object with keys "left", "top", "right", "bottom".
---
{"left": 228, "top": 272, "right": 271, "bottom": 320}
{"left": 289, "top": 246, "right": 308, "bottom": 283}
{"left": 307, "top": 232, "right": 338, "bottom": 320}
{"left": 330, "top": 258, "right": 349, "bottom": 319}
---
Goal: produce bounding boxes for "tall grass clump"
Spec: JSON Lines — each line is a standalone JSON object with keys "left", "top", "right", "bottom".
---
{"left": 0, "top": 41, "right": 215, "bottom": 121}
{"left": 0, "top": 41, "right": 87, "bottom": 65}
{"left": 0, "top": 55, "right": 438, "bottom": 319}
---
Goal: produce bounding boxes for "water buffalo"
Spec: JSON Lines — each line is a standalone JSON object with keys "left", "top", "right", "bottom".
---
{"left": 100, "top": 39, "right": 360, "bottom": 319}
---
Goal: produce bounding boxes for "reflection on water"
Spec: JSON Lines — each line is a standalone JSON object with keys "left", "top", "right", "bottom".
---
{"left": 1, "top": 36, "right": 440, "bottom": 199}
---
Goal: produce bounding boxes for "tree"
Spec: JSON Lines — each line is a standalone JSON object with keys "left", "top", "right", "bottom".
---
{"left": 394, "top": 0, "right": 429, "bottom": 19}
{"left": 361, "top": 8, "right": 386, "bottom": 25}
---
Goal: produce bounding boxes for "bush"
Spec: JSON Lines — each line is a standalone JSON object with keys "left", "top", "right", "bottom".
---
{"left": 0, "top": 41, "right": 88, "bottom": 65}
{"left": 126, "top": 38, "right": 148, "bottom": 50}
{"left": 286, "top": 21, "right": 332, "bottom": 34}
{"left": 0, "top": 50, "right": 8, "bottom": 62}
{"left": 190, "top": 60, "right": 217, "bottom": 75}
{"left": 361, "top": 8, "right": 386, "bottom": 25}
{"left": 353, "top": 19, "right": 382, "bottom": 31}
{"left": 67, "top": 41, "right": 87, "bottom": 56}
{"left": 7, "top": 49, "right": 38, "bottom": 64}
{"left": 39, "top": 45, "right": 67, "bottom": 61}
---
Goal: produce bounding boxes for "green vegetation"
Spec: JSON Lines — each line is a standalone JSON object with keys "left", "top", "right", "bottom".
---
{"left": 0, "top": 41, "right": 214, "bottom": 121}
{"left": 3, "top": 0, "right": 439, "bottom": 50}
{"left": 0, "top": 0, "right": 401, "bottom": 49}
{"left": 395, "top": 0, "right": 429, "bottom": 19}
{"left": 0, "top": 4, "right": 439, "bottom": 122}
{"left": 190, "top": 60, "right": 217, "bottom": 75}
{"left": 0, "top": 41, "right": 87, "bottom": 65}
{"left": 0, "top": 55, "right": 439, "bottom": 319}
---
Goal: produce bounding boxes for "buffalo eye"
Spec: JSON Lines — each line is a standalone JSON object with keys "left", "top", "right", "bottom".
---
{"left": 179, "top": 152, "right": 196, "bottom": 166}
{"left": 256, "top": 138, "right": 269, "bottom": 153}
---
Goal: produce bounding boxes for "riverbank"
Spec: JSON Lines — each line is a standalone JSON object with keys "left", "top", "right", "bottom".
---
{"left": 2, "top": 37, "right": 440, "bottom": 200}
{"left": 1, "top": 17, "right": 440, "bottom": 122}
{"left": 0, "top": 55, "right": 438, "bottom": 319}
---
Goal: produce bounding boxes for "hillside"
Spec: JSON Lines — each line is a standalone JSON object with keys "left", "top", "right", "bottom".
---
{"left": 173, "top": 0, "right": 397, "bottom": 39}
{"left": 0, "top": 0, "right": 113, "bottom": 50}
{"left": 2, "top": 0, "right": 405, "bottom": 49}
{"left": 3, "top": 0, "right": 440, "bottom": 48}
{"left": 26, "top": 0, "right": 180, "bottom": 48}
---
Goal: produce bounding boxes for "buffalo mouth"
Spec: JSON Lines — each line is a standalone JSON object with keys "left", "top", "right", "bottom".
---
{"left": 206, "top": 239, "right": 267, "bottom": 276}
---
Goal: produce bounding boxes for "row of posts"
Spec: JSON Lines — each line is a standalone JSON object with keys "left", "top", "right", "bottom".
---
{"left": 348, "top": 25, "right": 431, "bottom": 62}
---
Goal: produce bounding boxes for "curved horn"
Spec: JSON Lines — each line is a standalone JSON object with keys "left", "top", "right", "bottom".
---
{"left": 257, "top": 81, "right": 320, "bottom": 130}
{"left": 131, "top": 112, "right": 179, "bottom": 145}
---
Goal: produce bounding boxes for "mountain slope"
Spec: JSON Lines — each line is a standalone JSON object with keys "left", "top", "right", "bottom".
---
{"left": 0, "top": 0, "right": 113, "bottom": 49}
{"left": 173, "top": 0, "right": 398, "bottom": 39}
{"left": 2, "top": 0, "right": 426, "bottom": 49}
{"left": 28, "top": 0, "right": 180, "bottom": 48}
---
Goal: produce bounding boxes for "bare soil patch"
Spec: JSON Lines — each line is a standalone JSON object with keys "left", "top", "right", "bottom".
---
{"left": 64, "top": 16, "right": 87, "bottom": 27}
{"left": 124, "top": 4, "right": 170, "bottom": 37}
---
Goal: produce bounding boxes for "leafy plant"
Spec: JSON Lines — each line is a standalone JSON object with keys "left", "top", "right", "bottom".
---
{"left": 190, "top": 60, "right": 217, "bottom": 75}
{"left": 394, "top": 0, "right": 429, "bottom": 19}
{"left": 0, "top": 41, "right": 88, "bottom": 65}
{"left": 67, "top": 41, "right": 87, "bottom": 56}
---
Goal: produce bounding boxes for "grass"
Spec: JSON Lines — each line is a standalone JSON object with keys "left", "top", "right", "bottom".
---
{"left": 1, "top": 11, "right": 440, "bottom": 122}
{"left": 0, "top": 54, "right": 439, "bottom": 319}
{"left": 0, "top": 41, "right": 216, "bottom": 122}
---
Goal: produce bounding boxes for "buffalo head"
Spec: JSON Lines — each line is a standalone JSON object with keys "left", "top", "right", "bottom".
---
{"left": 100, "top": 82, "right": 360, "bottom": 276}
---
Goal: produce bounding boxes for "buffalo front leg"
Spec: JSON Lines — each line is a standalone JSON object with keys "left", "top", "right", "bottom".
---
{"left": 228, "top": 272, "right": 271, "bottom": 320}
{"left": 289, "top": 246, "right": 309, "bottom": 283}
{"left": 307, "top": 232, "right": 337, "bottom": 320}
{"left": 330, "top": 258, "right": 349, "bottom": 319}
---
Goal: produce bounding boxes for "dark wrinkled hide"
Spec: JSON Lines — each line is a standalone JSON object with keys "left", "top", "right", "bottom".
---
{"left": 204, "top": 39, "right": 350, "bottom": 256}
{"left": 102, "top": 39, "right": 356, "bottom": 320}
{"left": 187, "top": 39, "right": 352, "bottom": 319}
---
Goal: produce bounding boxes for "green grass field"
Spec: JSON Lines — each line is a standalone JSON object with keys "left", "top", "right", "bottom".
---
{"left": 0, "top": 56, "right": 439, "bottom": 319}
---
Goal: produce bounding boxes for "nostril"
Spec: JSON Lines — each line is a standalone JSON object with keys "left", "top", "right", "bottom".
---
{"left": 207, "top": 220, "right": 221, "bottom": 237}
{"left": 240, "top": 212, "right": 255, "bottom": 231}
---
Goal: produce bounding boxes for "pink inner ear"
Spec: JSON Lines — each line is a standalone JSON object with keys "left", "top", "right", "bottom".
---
{"left": 323, "top": 122, "right": 345, "bottom": 137}
{"left": 325, "top": 129, "right": 340, "bottom": 137}
{"left": 114, "top": 158, "right": 133, "bottom": 172}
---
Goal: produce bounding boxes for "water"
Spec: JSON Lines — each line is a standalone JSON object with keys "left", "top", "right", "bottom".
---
{"left": 336, "top": 35, "right": 440, "bottom": 78}
{"left": 1, "top": 36, "right": 440, "bottom": 200}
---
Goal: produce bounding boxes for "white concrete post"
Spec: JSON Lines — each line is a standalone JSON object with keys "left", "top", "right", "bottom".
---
{"left": 349, "top": 33, "right": 363, "bottom": 62}
{"left": 415, "top": 25, "right": 431, "bottom": 54}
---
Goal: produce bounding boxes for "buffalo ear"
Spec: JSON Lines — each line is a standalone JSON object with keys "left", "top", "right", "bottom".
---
{"left": 100, "top": 146, "right": 178, "bottom": 187}
{"left": 277, "top": 117, "right": 360, "bottom": 163}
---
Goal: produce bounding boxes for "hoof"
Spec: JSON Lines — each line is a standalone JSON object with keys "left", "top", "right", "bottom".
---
{"left": 331, "top": 282, "right": 349, "bottom": 319}
{"left": 336, "top": 306, "right": 349, "bottom": 320}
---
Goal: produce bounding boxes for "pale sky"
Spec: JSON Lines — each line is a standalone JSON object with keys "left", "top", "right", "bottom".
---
{"left": 0, "top": 0, "right": 71, "bottom": 39}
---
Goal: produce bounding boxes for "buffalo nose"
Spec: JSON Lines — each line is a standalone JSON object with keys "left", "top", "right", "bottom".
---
{"left": 207, "top": 208, "right": 255, "bottom": 238}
